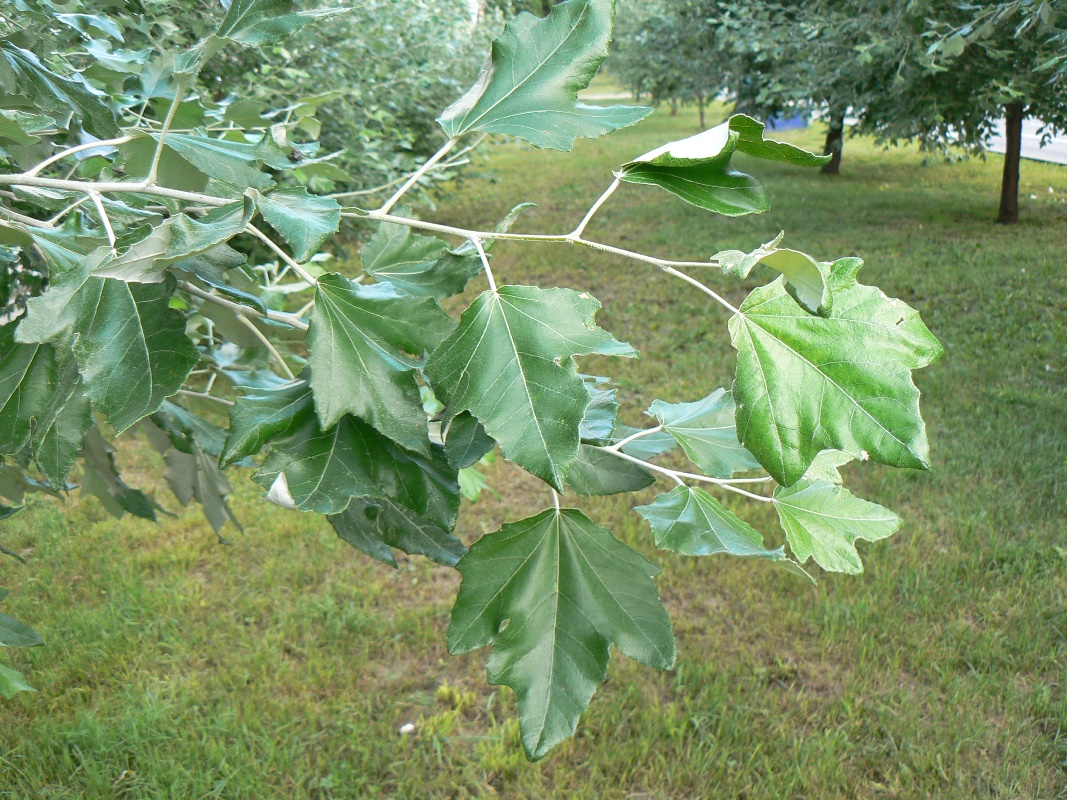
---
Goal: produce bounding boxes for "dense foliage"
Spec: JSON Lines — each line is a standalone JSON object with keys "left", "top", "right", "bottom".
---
{"left": 0, "top": 0, "right": 940, "bottom": 759}
{"left": 616, "top": 0, "right": 1067, "bottom": 217}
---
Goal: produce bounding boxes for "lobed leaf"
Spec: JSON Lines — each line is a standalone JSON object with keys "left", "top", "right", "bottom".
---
{"left": 17, "top": 268, "right": 199, "bottom": 434}
{"left": 619, "top": 114, "right": 829, "bottom": 215}
{"left": 648, "top": 389, "right": 760, "bottom": 478}
{"left": 773, "top": 479, "right": 901, "bottom": 574}
{"left": 427, "top": 286, "right": 635, "bottom": 490}
{"left": 0, "top": 327, "right": 92, "bottom": 487}
{"left": 636, "top": 485, "right": 781, "bottom": 559}
{"left": 225, "top": 378, "right": 460, "bottom": 526}
{"left": 729, "top": 258, "right": 943, "bottom": 486}
{"left": 93, "top": 199, "right": 253, "bottom": 283}
{"left": 254, "top": 188, "right": 340, "bottom": 262}
{"left": 449, "top": 508, "right": 675, "bottom": 759}
{"left": 360, "top": 217, "right": 483, "bottom": 299}
{"left": 0, "top": 662, "right": 35, "bottom": 699}
{"left": 329, "top": 497, "right": 466, "bottom": 568}
{"left": 307, "top": 274, "right": 456, "bottom": 451}
{"left": 438, "top": 0, "right": 651, "bottom": 150}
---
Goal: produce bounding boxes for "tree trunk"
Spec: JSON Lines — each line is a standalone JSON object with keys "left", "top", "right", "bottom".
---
{"left": 669, "top": 99, "right": 678, "bottom": 117}
{"left": 997, "top": 101, "right": 1024, "bottom": 224}
{"left": 821, "top": 113, "right": 844, "bottom": 175}
{"left": 697, "top": 94, "right": 706, "bottom": 130}
{"left": 541, "top": 0, "right": 554, "bottom": 16}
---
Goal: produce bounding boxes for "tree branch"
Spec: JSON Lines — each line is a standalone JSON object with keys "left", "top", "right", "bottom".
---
{"left": 379, "top": 137, "right": 459, "bottom": 213}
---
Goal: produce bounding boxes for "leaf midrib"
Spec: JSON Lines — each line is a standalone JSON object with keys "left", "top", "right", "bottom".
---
{"left": 458, "top": 2, "right": 594, "bottom": 134}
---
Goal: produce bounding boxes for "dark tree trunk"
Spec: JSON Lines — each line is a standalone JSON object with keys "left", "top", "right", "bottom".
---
{"left": 697, "top": 94, "right": 706, "bottom": 130}
{"left": 821, "top": 113, "right": 845, "bottom": 175}
{"left": 541, "top": 0, "right": 554, "bottom": 16}
{"left": 669, "top": 98, "right": 678, "bottom": 117}
{"left": 997, "top": 101, "right": 1024, "bottom": 224}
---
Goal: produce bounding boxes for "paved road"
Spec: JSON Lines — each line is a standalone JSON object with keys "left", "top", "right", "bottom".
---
{"left": 982, "top": 119, "right": 1067, "bottom": 165}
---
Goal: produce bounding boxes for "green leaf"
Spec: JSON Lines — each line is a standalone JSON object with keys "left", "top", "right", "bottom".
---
{"left": 0, "top": 328, "right": 91, "bottom": 486}
{"left": 152, "top": 401, "right": 229, "bottom": 459}
{"left": 635, "top": 485, "right": 782, "bottom": 559}
{"left": 129, "top": 131, "right": 298, "bottom": 191}
{"left": 648, "top": 389, "right": 760, "bottom": 478}
{"left": 164, "top": 446, "right": 239, "bottom": 535}
{"left": 0, "top": 110, "right": 57, "bottom": 146}
{"left": 360, "top": 217, "right": 482, "bottom": 299}
{"left": 142, "top": 411, "right": 239, "bottom": 535}
{"left": 427, "top": 286, "right": 635, "bottom": 490}
{"left": 307, "top": 274, "right": 456, "bottom": 451}
{"left": 729, "top": 259, "right": 943, "bottom": 486}
{"left": 0, "top": 465, "right": 62, "bottom": 506}
{"left": 458, "top": 466, "right": 496, "bottom": 503}
{"left": 566, "top": 444, "right": 654, "bottom": 495}
{"left": 93, "top": 199, "right": 253, "bottom": 283}
{"left": 329, "top": 497, "right": 466, "bottom": 568}
{"left": 0, "top": 661, "right": 35, "bottom": 699}
{"left": 711, "top": 235, "right": 830, "bottom": 314}
{"left": 773, "top": 479, "right": 901, "bottom": 574}
{"left": 449, "top": 508, "right": 675, "bottom": 759}
{"left": 254, "top": 188, "right": 340, "bottom": 262}
{"left": 32, "top": 357, "right": 93, "bottom": 488}
{"left": 619, "top": 114, "right": 828, "bottom": 215}
{"left": 438, "top": 0, "right": 652, "bottom": 150}
{"left": 0, "top": 610, "right": 43, "bottom": 648}
{"left": 578, "top": 376, "right": 618, "bottom": 445}
{"left": 55, "top": 13, "right": 125, "bottom": 41}
{"left": 118, "top": 135, "right": 210, "bottom": 193}
{"left": 79, "top": 428, "right": 159, "bottom": 520}
{"left": 0, "top": 332, "right": 56, "bottom": 457}
{"left": 17, "top": 269, "right": 199, "bottom": 433}
{"left": 444, "top": 412, "right": 495, "bottom": 470}
{"left": 729, "top": 115, "right": 833, "bottom": 166}
{"left": 215, "top": 0, "right": 349, "bottom": 47}
{"left": 232, "top": 379, "right": 460, "bottom": 523}
{"left": 803, "top": 450, "right": 853, "bottom": 484}
{"left": 220, "top": 377, "right": 310, "bottom": 468}
{"left": 0, "top": 43, "right": 119, "bottom": 138}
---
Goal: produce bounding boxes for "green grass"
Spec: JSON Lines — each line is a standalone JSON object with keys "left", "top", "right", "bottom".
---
{"left": 2, "top": 105, "right": 1067, "bottom": 799}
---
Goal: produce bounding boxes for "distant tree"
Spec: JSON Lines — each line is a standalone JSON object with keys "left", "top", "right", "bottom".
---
{"left": 699, "top": 0, "right": 1067, "bottom": 219}
{"left": 923, "top": 0, "right": 1067, "bottom": 222}
{"left": 613, "top": 0, "right": 728, "bottom": 128}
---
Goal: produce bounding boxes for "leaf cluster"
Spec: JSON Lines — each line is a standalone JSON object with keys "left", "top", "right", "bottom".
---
{"left": 0, "top": 0, "right": 941, "bottom": 762}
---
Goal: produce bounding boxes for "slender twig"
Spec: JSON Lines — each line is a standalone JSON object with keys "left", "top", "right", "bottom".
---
{"left": 178, "top": 389, "right": 234, "bottom": 407}
{"left": 660, "top": 266, "right": 740, "bottom": 315}
{"left": 246, "top": 223, "right": 319, "bottom": 286}
{"left": 237, "top": 315, "right": 296, "bottom": 380}
{"left": 349, "top": 210, "right": 736, "bottom": 310}
{"left": 379, "top": 137, "right": 459, "bottom": 214}
{"left": 25, "top": 135, "right": 135, "bottom": 177}
{"left": 595, "top": 446, "right": 774, "bottom": 502}
{"left": 606, "top": 424, "right": 664, "bottom": 452}
{"left": 48, "top": 195, "right": 90, "bottom": 226}
{"left": 569, "top": 176, "right": 621, "bottom": 239}
{"left": 551, "top": 488, "right": 561, "bottom": 511}
{"left": 471, "top": 237, "right": 497, "bottom": 293}
{"left": 88, "top": 192, "right": 116, "bottom": 248}
{"left": 328, "top": 155, "right": 472, "bottom": 201}
{"left": 0, "top": 175, "right": 230, "bottom": 207}
{"left": 0, "top": 206, "right": 52, "bottom": 228}
{"left": 179, "top": 280, "right": 309, "bottom": 332}
{"left": 147, "top": 77, "right": 188, "bottom": 186}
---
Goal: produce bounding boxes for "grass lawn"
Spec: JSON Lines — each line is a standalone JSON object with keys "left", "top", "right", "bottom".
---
{"left": 1, "top": 104, "right": 1066, "bottom": 799}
